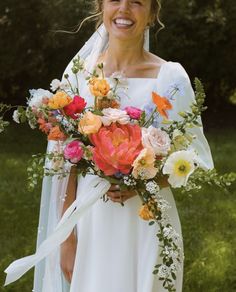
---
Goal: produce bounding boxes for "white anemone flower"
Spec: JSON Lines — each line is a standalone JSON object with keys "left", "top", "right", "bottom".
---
{"left": 163, "top": 150, "right": 198, "bottom": 188}
{"left": 50, "top": 79, "right": 61, "bottom": 92}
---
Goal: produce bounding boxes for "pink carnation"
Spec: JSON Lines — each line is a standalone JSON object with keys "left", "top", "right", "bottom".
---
{"left": 124, "top": 106, "right": 142, "bottom": 120}
{"left": 64, "top": 140, "right": 84, "bottom": 163}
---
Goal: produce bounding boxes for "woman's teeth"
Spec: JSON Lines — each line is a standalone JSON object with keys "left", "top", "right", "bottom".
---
{"left": 114, "top": 19, "right": 134, "bottom": 27}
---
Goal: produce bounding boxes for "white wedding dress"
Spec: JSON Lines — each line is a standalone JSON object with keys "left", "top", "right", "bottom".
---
{"left": 33, "top": 61, "right": 213, "bottom": 292}
{"left": 4, "top": 25, "right": 213, "bottom": 292}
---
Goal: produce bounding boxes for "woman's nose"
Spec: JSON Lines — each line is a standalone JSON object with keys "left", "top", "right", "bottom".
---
{"left": 118, "top": 0, "right": 130, "bottom": 13}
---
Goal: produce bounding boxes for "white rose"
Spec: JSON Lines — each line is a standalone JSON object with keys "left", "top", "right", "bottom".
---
{"left": 28, "top": 89, "right": 53, "bottom": 108}
{"left": 142, "top": 126, "right": 171, "bottom": 156}
{"left": 101, "top": 108, "right": 130, "bottom": 126}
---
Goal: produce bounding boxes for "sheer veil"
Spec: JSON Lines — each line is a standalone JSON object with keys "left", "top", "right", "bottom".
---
{"left": 32, "top": 23, "right": 150, "bottom": 292}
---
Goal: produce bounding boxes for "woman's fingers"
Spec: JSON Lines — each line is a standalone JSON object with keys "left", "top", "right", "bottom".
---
{"left": 108, "top": 184, "right": 120, "bottom": 191}
{"left": 107, "top": 191, "right": 121, "bottom": 199}
{"left": 107, "top": 191, "right": 133, "bottom": 203}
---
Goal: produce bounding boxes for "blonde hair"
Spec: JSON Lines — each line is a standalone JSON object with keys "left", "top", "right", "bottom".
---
{"left": 56, "top": 0, "right": 164, "bottom": 35}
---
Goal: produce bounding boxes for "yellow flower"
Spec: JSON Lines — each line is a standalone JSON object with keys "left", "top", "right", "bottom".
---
{"left": 48, "top": 91, "right": 72, "bottom": 109}
{"left": 132, "top": 148, "right": 158, "bottom": 179}
{"left": 78, "top": 111, "right": 102, "bottom": 135}
{"left": 139, "top": 204, "right": 155, "bottom": 221}
{"left": 89, "top": 78, "right": 110, "bottom": 97}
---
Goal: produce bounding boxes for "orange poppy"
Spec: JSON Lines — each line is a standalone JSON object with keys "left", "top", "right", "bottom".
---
{"left": 152, "top": 91, "right": 172, "bottom": 119}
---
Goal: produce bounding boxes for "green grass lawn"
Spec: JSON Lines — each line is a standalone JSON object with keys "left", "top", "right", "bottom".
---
{"left": 0, "top": 125, "right": 235, "bottom": 292}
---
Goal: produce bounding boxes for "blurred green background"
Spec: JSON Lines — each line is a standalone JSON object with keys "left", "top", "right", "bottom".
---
{"left": 0, "top": 0, "right": 236, "bottom": 291}
{"left": 0, "top": 0, "right": 236, "bottom": 127}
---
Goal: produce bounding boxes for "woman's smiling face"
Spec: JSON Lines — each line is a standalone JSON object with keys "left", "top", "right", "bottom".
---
{"left": 103, "top": 0, "right": 152, "bottom": 41}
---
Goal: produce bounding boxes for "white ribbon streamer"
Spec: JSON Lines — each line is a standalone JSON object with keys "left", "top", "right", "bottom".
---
{"left": 4, "top": 174, "right": 111, "bottom": 286}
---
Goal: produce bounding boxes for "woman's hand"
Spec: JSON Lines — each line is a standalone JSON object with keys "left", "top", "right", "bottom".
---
{"left": 107, "top": 184, "right": 137, "bottom": 203}
{"left": 60, "top": 232, "right": 77, "bottom": 283}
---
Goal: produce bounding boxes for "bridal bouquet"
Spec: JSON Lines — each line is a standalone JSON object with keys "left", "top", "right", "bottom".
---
{"left": 1, "top": 56, "right": 235, "bottom": 292}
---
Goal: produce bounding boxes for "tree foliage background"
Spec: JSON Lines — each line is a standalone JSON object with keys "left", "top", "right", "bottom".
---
{"left": 0, "top": 0, "right": 235, "bottom": 128}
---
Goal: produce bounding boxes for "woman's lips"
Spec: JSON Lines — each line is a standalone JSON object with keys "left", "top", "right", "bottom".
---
{"left": 113, "top": 18, "right": 135, "bottom": 29}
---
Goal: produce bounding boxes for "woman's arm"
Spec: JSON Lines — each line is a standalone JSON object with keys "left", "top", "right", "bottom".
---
{"left": 60, "top": 165, "right": 78, "bottom": 283}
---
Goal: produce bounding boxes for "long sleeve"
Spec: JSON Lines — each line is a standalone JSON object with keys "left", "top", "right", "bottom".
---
{"left": 163, "top": 62, "right": 214, "bottom": 170}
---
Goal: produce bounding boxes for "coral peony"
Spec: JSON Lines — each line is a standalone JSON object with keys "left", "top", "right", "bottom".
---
{"left": 89, "top": 78, "right": 110, "bottom": 97}
{"left": 124, "top": 106, "right": 142, "bottom": 120}
{"left": 63, "top": 95, "right": 87, "bottom": 119}
{"left": 47, "top": 126, "right": 66, "bottom": 141}
{"left": 48, "top": 91, "right": 72, "bottom": 109}
{"left": 90, "top": 123, "right": 143, "bottom": 175}
{"left": 64, "top": 140, "right": 84, "bottom": 163}
{"left": 78, "top": 112, "right": 102, "bottom": 135}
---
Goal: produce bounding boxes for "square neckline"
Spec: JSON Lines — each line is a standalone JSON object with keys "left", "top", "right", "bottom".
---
{"left": 105, "top": 61, "right": 170, "bottom": 81}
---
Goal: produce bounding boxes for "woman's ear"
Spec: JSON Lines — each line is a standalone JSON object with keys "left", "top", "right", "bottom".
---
{"left": 148, "top": 14, "right": 155, "bottom": 27}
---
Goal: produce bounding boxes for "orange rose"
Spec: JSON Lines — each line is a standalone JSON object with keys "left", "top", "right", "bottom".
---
{"left": 89, "top": 78, "right": 110, "bottom": 97}
{"left": 47, "top": 126, "right": 66, "bottom": 141}
{"left": 139, "top": 204, "right": 155, "bottom": 221}
{"left": 78, "top": 112, "right": 102, "bottom": 135}
{"left": 48, "top": 91, "right": 72, "bottom": 109}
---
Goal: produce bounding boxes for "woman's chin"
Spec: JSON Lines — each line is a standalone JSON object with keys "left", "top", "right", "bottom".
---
{"left": 107, "top": 23, "right": 137, "bottom": 41}
{"left": 109, "top": 29, "right": 138, "bottom": 42}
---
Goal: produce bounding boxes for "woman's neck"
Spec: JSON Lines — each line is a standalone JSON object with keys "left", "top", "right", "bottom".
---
{"left": 102, "top": 36, "right": 145, "bottom": 73}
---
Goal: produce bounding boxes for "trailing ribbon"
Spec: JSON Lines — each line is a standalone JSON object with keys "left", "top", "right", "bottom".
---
{"left": 4, "top": 174, "right": 110, "bottom": 286}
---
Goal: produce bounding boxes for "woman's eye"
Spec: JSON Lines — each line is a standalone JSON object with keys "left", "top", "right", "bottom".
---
{"left": 131, "top": 1, "right": 142, "bottom": 5}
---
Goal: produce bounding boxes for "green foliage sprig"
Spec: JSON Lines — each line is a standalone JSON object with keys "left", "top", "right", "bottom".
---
{"left": 0, "top": 103, "right": 12, "bottom": 132}
{"left": 184, "top": 168, "right": 236, "bottom": 193}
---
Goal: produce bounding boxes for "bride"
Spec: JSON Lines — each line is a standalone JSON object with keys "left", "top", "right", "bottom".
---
{"left": 5, "top": 0, "right": 213, "bottom": 291}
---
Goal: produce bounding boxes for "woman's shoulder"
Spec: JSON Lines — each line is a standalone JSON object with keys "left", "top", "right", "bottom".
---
{"left": 145, "top": 52, "right": 190, "bottom": 81}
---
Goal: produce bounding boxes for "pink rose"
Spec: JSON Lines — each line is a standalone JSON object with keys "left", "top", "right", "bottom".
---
{"left": 64, "top": 140, "right": 84, "bottom": 163}
{"left": 63, "top": 95, "right": 87, "bottom": 119}
{"left": 124, "top": 106, "right": 142, "bottom": 120}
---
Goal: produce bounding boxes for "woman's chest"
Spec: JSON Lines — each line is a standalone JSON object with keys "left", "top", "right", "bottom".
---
{"left": 79, "top": 78, "right": 158, "bottom": 110}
